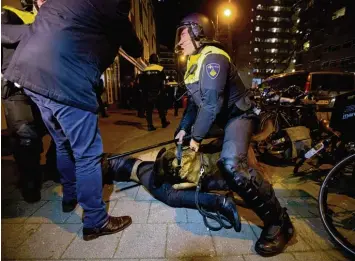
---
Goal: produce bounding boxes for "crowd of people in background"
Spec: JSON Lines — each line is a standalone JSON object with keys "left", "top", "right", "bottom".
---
{"left": 119, "top": 75, "right": 182, "bottom": 119}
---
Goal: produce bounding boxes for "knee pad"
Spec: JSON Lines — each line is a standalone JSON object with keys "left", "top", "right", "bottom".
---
{"left": 217, "top": 157, "right": 253, "bottom": 188}
{"left": 218, "top": 157, "right": 279, "bottom": 221}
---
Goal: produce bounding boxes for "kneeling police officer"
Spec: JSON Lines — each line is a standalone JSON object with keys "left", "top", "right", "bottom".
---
{"left": 174, "top": 13, "right": 294, "bottom": 257}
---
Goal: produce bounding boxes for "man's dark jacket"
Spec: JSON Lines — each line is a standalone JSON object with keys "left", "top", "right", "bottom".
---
{"left": 3, "top": 0, "right": 143, "bottom": 112}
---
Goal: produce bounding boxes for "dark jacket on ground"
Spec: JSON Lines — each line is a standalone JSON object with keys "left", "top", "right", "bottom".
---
{"left": 3, "top": 0, "right": 143, "bottom": 113}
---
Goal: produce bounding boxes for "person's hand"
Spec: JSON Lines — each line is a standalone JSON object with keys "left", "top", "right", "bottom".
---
{"left": 175, "top": 130, "right": 186, "bottom": 144}
{"left": 190, "top": 139, "right": 200, "bottom": 152}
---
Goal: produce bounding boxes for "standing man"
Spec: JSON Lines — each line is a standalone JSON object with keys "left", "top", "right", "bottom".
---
{"left": 3, "top": 0, "right": 143, "bottom": 241}
{"left": 140, "top": 53, "right": 170, "bottom": 131}
{"left": 174, "top": 13, "right": 294, "bottom": 257}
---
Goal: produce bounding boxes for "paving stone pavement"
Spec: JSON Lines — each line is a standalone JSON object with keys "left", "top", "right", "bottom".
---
{"left": 1, "top": 110, "right": 352, "bottom": 261}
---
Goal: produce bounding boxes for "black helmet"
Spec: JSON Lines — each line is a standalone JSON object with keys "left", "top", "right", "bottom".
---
{"left": 149, "top": 53, "right": 160, "bottom": 64}
{"left": 179, "top": 13, "right": 215, "bottom": 41}
{"left": 175, "top": 13, "right": 216, "bottom": 53}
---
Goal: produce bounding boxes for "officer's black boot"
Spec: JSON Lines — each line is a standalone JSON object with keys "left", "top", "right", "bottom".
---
{"left": 161, "top": 120, "right": 170, "bottom": 128}
{"left": 14, "top": 139, "right": 43, "bottom": 203}
{"left": 218, "top": 158, "right": 294, "bottom": 257}
{"left": 148, "top": 125, "right": 156, "bottom": 131}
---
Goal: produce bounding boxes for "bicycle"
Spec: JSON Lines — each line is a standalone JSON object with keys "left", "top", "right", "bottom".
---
{"left": 318, "top": 153, "right": 355, "bottom": 257}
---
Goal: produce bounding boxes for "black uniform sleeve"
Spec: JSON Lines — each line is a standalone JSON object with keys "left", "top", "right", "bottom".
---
{"left": 177, "top": 95, "right": 198, "bottom": 133}
{"left": 191, "top": 54, "right": 229, "bottom": 142}
{"left": 1, "top": 24, "right": 30, "bottom": 45}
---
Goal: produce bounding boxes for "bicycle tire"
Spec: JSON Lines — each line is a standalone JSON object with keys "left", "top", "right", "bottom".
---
{"left": 318, "top": 153, "right": 355, "bottom": 257}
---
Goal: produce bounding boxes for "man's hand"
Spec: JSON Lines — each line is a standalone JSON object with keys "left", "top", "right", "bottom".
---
{"left": 190, "top": 139, "right": 200, "bottom": 152}
{"left": 175, "top": 129, "right": 186, "bottom": 144}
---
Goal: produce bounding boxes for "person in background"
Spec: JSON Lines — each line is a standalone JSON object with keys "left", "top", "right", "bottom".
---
{"left": 140, "top": 53, "right": 170, "bottom": 131}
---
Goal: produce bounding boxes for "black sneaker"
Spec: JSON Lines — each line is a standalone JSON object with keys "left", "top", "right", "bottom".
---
{"left": 22, "top": 188, "right": 41, "bottom": 203}
{"left": 62, "top": 199, "right": 78, "bottom": 212}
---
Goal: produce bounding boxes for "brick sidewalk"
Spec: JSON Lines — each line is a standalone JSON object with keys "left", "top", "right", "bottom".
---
{"left": 1, "top": 109, "right": 350, "bottom": 261}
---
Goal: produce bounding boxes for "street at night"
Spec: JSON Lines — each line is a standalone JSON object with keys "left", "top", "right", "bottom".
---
{"left": 1, "top": 0, "right": 355, "bottom": 260}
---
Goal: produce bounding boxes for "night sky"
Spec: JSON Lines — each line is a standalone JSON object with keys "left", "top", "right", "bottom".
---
{"left": 154, "top": 0, "right": 252, "bottom": 50}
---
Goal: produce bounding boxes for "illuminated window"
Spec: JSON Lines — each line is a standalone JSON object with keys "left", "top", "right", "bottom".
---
{"left": 292, "top": 59, "right": 296, "bottom": 63}
{"left": 303, "top": 41, "right": 310, "bottom": 51}
{"left": 254, "top": 48, "right": 260, "bottom": 52}
{"left": 332, "top": 7, "right": 346, "bottom": 20}
{"left": 269, "top": 28, "right": 282, "bottom": 33}
{"left": 251, "top": 19, "right": 254, "bottom": 22}
{"left": 273, "top": 17, "right": 279, "bottom": 22}
{"left": 255, "top": 37, "right": 261, "bottom": 42}
{"left": 255, "top": 26, "right": 260, "bottom": 31}
{"left": 257, "top": 4, "right": 262, "bottom": 10}
{"left": 273, "top": 6, "right": 280, "bottom": 12}
{"left": 256, "top": 15, "right": 262, "bottom": 21}
{"left": 297, "top": 18, "right": 300, "bottom": 23}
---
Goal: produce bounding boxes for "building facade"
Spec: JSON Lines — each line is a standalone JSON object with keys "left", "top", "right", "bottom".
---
{"left": 159, "top": 45, "right": 178, "bottom": 81}
{"left": 294, "top": 0, "right": 355, "bottom": 72}
{"left": 104, "top": 0, "right": 157, "bottom": 107}
{"left": 250, "top": 0, "right": 296, "bottom": 81}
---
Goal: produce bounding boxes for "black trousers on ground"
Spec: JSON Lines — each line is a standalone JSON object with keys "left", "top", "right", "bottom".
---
{"left": 136, "top": 162, "right": 225, "bottom": 211}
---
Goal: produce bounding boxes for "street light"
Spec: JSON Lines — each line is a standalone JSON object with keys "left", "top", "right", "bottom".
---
{"left": 224, "top": 8, "right": 232, "bottom": 17}
{"left": 216, "top": 1, "right": 236, "bottom": 54}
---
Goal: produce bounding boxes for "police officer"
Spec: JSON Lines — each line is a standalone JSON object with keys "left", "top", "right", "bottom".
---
{"left": 174, "top": 13, "right": 294, "bottom": 257}
{"left": 1, "top": 0, "right": 56, "bottom": 203}
{"left": 140, "top": 53, "right": 170, "bottom": 131}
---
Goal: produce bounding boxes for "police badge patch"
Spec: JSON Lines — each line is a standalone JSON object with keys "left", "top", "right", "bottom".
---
{"left": 206, "top": 63, "right": 220, "bottom": 79}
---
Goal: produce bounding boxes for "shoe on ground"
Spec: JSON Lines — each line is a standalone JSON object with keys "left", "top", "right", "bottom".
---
{"left": 162, "top": 121, "right": 170, "bottom": 128}
{"left": 22, "top": 188, "right": 41, "bottom": 203}
{"left": 148, "top": 125, "right": 156, "bottom": 131}
{"left": 255, "top": 208, "right": 294, "bottom": 257}
{"left": 83, "top": 215, "right": 132, "bottom": 241}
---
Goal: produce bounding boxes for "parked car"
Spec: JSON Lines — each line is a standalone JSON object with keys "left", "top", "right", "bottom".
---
{"left": 260, "top": 71, "right": 355, "bottom": 121}
{"left": 260, "top": 71, "right": 355, "bottom": 104}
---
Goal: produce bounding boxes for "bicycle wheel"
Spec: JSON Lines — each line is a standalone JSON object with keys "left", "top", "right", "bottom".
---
{"left": 319, "top": 154, "right": 355, "bottom": 257}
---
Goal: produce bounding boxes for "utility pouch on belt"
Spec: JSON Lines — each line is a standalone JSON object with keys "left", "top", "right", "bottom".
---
{"left": 1, "top": 79, "right": 13, "bottom": 99}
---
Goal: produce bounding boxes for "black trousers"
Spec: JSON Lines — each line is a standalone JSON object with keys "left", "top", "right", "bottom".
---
{"left": 145, "top": 97, "right": 167, "bottom": 127}
{"left": 136, "top": 162, "right": 224, "bottom": 211}
{"left": 2, "top": 84, "right": 57, "bottom": 191}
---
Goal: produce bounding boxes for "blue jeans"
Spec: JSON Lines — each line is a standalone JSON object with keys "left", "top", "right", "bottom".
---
{"left": 24, "top": 89, "right": 108, "bottom": 228}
